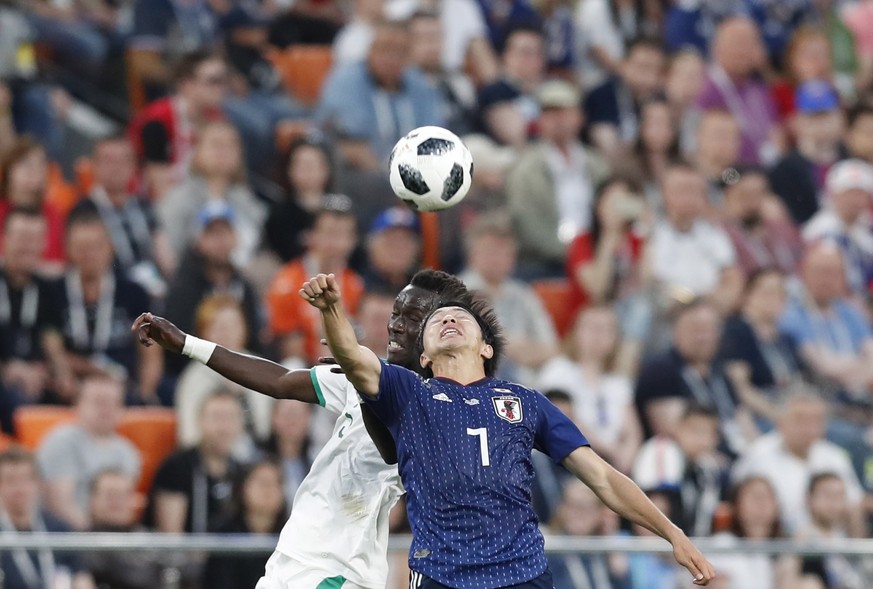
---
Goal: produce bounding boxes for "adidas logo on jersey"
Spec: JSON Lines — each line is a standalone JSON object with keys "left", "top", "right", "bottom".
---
{"left": 432, "top": 393, "right": 452, "bottom": 402}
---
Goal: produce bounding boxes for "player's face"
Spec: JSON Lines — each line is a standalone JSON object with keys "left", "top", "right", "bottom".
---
{"left": 387, "top": 286, "right": 438, "bottom": 368}
{"left": 420, "top": 307, "right": 491, "bottom": 365}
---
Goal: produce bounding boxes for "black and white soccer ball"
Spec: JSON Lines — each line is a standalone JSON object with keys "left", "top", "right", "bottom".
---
{"left": 389, "top": 126, "right": 474, "bottom": 212}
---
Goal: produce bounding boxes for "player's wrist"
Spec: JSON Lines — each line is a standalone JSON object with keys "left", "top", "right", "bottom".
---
{"left": 182, "top": 335, "right": 217, "bottom": 364}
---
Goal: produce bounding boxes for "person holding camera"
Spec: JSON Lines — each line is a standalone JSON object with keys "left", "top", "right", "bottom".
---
{"left": 566, "top": 174, "right": 651, "bottom": 375}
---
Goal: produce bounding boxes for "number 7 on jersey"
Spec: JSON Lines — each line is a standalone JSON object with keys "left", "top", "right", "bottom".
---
{"left": 466, "top": 427, "right": 490, "bottom": 466}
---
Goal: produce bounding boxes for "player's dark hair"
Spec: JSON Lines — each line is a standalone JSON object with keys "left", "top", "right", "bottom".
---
{"left": 417, "top": 294, "right": 506, "bottom": 378}
{"left": 807, "top": 472, "right": 843, "bottom": 497}
{"left": 410, "top": 269, "right": 473, "bottom": 307}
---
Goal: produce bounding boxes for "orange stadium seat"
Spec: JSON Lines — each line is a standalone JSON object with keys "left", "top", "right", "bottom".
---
{"left": 14, "top": 406, "right": 75, "bottom": 450}
{"left": 532, "top": 279, "right": 575, "bottom": 338}
{"left": 117, "top": 408, "right": 177, "bottom": 493}
{"left": 269, "top": 45, "right": 333, "bottom": 107}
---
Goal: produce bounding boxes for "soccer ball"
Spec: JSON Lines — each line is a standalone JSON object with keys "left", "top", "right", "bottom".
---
{"left": 389, "top": 126, "right": 474, "bottom": 212}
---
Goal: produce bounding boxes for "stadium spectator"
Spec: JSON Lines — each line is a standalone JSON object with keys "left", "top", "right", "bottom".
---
{"left": 798, "top": 473, "right": 866, "bottom": 589}
{"left": 460, "top": 213, "right": 558, "bottom": 384}
{"left": 0, "top": 137, "right": 65, "bottom": 267}
{"left": 732, "top": 390, "right": 865, "bottom": 537}
{"left": 644, "top": 163, "right": 743, "bottom": 316}
{"left": 632, "top": 404, "right": 728, "bottom": 537}
{"left": 539, "top": 306, "right": 641, "bottom": 473}
{"left": 769, "top": 80, "right": 845, "bottom": 224}
{"left": 409, "top": 10, "right": 477, "bottom": 136}
{"left": 85, "top": 469, "right": 196, "bottom": 589}
{"left": 802, "top": 159, "right": 873, "bottom": 300}
{"left": 771, "top": 27, "right": 837, "bottom": 120}
{"left": 26, "top": 0, "right": 114, "bottom": 77}
{"left": 263, "top": 400, "right": 313, "bottom": 508}
{"left": 634, "top": 299, "right": 753, "bottom": 457}
{"left": 721, "top": 268, "right": 803, "bottom": 427}
{"left": 631, "top": 97, "right": 681, "bottom": 201}
{"left": 203, "top": 459, "right": 287, "bottom": 589}
{"left": 266, "top": 196, "right": 360, "bottom": 366}
{"left": 690, "top": 110, "right": 742, "bottom": 208}
{"left": 584, "top": 36, "right": 666, "bottom": 159}
{"left": 357, "top": 289, "right": 396, "bottom": 361}
{"left": 780, "top": 242, "right": 873, "bottom": 409}
{"left": 315, "top": 20, "right": 444, "bottom": 171}
{"left": 263, "top": 136, "right": 335, "bottom": 264}
{"left": 664, "top": 49, "right": 707, "bottom": 149}
{"left": 565, "top": 175, "right": 651, "bottom": 368}
{"left": 662, "top": 0, "right": 743, "bottom": 56}
{"left": 508, "top": 79, "right": 610, "bottom": 277}
{"left": 0, "top": 6, "right": 66, "bottom": 158}
{"left": 475, "top": 22, "right": 545, "bottom": 149}
{"left": 128, "top": 51, "right": 227, "bottom": 198}
{"left": 332, "top": 0, "right": 383, "bottom": 66}
{"left": 37, "top": 376, "right": 141, "bottom": 530}
{"left": 708, "top": 476, "right": 815, "bottom": 589}
{"left": 841, "top": 0, "right": 873, "bottom": 94}
{"left": 360, "top": 206, "right": 420, "bottom": 294}
{"left": 535, "top": 0, "right": 575, "bottom": 76}
{"left": 60, "top": 210, "right": 161, "bottom": 403}
{"left": 150, "top": 390, "right": 244, "bottom": 533}
{"left": 0, "top": 208, "right": 71, "bottom": 424}
{"left": 620, "top": 489, "right": 686, "bottom": 589}
{"left": 720, "top": 165, "right": 804, "bottom": 277}
{"left": 71, "top": 135, "right": 174, "bottom": 299}
{"left": 843, "top": 103, "right": 873, "bottom": 166}
{"left": 696, "top": 17, "right": 782, "bottom": 166}
{"left": 0, "top": 446, "right": 96, "bottom": 589}
{"left": 746, "top": 0, "right": 816, "bottom": 68}
{"left": 546, "top": 481, "right": 622, "bottom": 589}
{"left": 162, "top": 202, "right": 263, "bottom": 382}
{"left": 176, "top": 295, "right": 273, "bottom": 457}
{"left": 157, "top": 121, "right": 266, "bottom": 269}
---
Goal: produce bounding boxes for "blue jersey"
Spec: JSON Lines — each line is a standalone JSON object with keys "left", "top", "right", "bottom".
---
{"left": 364, "top": 363, "right": 590, "bottom": 588}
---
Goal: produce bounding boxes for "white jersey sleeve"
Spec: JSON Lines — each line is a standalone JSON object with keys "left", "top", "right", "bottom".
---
{"left": 310, "top": 365, "right": 352, "bottom": 416}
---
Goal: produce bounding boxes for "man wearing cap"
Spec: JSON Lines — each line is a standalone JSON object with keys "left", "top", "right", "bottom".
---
{"left": 803, "top": 158, "right": 873, "bottom": 299}
{"left": 361, "top": 206, "right": 422, "bottom": 293}
{"left": 266, "top": 195, "right": 362, "bottom": 366}
{"left": 769, "top": 80, "right": 846, "bottom": 224}
{"left": 507, "top": 78, "right": 610, "bottom": 278}
{"left": 162, "top": 202, "right": 263, "bottom": 383}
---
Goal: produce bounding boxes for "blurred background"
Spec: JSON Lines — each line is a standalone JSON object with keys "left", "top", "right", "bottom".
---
{"left": 0, "top": 0, "right": 873, "bottom": 587}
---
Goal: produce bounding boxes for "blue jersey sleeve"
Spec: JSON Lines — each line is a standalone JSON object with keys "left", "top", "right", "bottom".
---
{"left": 360, "top": 362, "right": 419, "bottom": 428}
{"left": 534, "top": 394, "right": 590, "bottom": 463}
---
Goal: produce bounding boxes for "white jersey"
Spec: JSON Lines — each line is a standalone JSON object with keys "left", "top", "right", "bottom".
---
{"left": 275, "top": 366, "right": 405, "bottom": 588}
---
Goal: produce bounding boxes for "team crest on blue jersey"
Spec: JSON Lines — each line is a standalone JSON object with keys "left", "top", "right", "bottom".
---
{"left": 492, "top": 396, "right": 523, "bottom": 423}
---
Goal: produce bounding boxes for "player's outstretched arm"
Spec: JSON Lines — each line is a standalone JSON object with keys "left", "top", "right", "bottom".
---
{"left": 300, "top": 273, "right": 382, "bottom": 396}
{"left": 131, "top": 313, "right": 318, "bottom": 403}
{"left": 563, "top": 446, "right": 716, "bottom": 586}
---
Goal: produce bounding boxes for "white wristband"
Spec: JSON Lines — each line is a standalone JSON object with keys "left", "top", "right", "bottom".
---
{"left": 182, "top": 335, "right": 217, "bottom": 364}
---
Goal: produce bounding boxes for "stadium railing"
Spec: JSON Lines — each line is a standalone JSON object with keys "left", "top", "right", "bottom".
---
{"left": 5, "top": 533, "right": 873, "bottom": 556}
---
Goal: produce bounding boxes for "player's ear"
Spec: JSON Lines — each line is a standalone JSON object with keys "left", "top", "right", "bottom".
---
{"left": 420, "top": 353, "right": 432, "bottom": 369}
{"left": 481, "top": 343, "right": 493, "bottom": 360}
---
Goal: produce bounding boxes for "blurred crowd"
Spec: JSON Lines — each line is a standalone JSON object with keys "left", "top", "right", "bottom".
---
{"left": 1, "top": 0, "right": 873, "bottom": 588}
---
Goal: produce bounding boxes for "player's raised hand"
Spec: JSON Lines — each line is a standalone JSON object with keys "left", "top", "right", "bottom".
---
{"left": 300, "top": 273, "right": 341, "bottom": 310}
{"left": 672, "top": 534, "right": 716, "bottom": 586}
{"left": 131, "top": 312, "right": 186, "bottom": 354}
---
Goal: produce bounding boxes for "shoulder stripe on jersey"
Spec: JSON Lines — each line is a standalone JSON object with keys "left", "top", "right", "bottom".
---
{"left": 310, "top": 368, "right": 326, "bottom": 407}
{"left": 315, "top": 575, "right": 346, "bottom": 589}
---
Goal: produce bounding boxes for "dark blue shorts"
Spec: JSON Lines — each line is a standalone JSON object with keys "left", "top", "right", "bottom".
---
{"left": 409, "top": 570, "right": 554, "bottom": 589}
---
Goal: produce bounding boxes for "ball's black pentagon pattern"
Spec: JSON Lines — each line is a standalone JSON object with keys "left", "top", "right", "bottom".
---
{"left": 417, "top": 138, "right": 455, "bottom": 156}
{"left": 401, "top": 198, "right": 420, "bottom": 211}
{"left": 441, "top": 163, "right": 464, "bottom": 201}
{"left": 398, "top": 163, "right": 430, "bottom": 195}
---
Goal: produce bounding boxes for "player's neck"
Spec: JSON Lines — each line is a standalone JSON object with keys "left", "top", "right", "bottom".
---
{"left": 431, "top": 354, "right": 487, "bottom": 385}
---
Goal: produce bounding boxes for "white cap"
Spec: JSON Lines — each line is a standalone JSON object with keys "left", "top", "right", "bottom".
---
{"left": 826, "top": 158, "right": 873, "bottom": 196}
{"left": 632, "top": 437, "right": 686, "bottom": 492}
